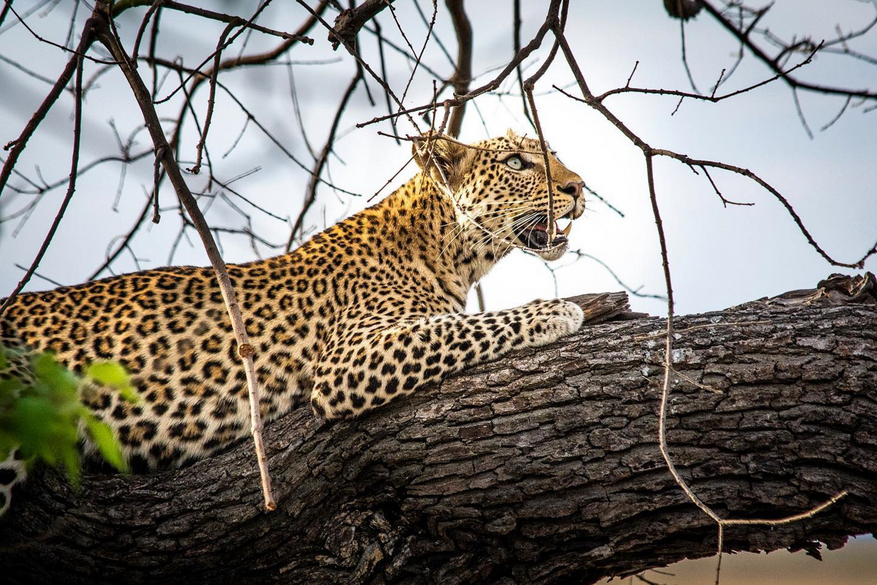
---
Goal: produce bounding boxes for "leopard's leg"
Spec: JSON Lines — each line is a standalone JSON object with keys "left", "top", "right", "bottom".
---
{"left": 0, "top": 451, "right": 26, "bottom": 517}
{"left": 311, "top": 299, "right": 583, "bottom": 419}
{"left": 0, "top": 348, "right": 32, "bottom": 517}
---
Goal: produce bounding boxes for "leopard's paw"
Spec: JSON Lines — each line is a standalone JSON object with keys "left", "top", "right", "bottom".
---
{"left": 525, "top": 299, "right": 584, "bottom": 347}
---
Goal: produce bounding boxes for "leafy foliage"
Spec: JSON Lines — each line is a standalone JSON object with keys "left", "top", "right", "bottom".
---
{"left": 0, "top": 345, "right": 137, "bottom": 486}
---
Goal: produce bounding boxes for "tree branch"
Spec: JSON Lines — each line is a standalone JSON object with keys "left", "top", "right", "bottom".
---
{"left": 2, "top": 284, "right": 876, "bottom": 584}
{"left": 92, "top": 3, "right": 275, "bottom": 511}
{"left": 331, "top": 0, "right": 397, "bottom": 50}
{"left": 0, "top": 9, "right": 98, "bottom": 200}
{"left": 0, "top": 27, "right": 87, "bottom": 317}
{"left": 700, "top": 0, "right": 877, "bottom": 101}
{"left": 445, "top": 0, "right": 472, "bottom": 138}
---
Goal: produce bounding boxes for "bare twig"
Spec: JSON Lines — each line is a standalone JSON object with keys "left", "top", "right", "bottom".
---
{"left": 650, "top": 149, "right": 877, "bottom": 268}
{"left": 2, "top": 1, "right": 114, "bottom": 64}
{"left": 513, "top": 0, "right": 536, "bottom": 129}
{"left": 700, "top": 0, "right": 877, "bottom": 101}
{"left": 524, "top": 89, "right": 556, "bottom": 241}
{"left": 94, "top": 6, "right": 275, "bottom": 511}
{"left": 131, "top": 0, "right": 313, "bottom": 44}
{"left": 191, "top": 20, "right": 237, "bottom": 174}
{"left": 0, "top": 41, "right": 86, "bottom": 316}
{"left": 0, "top": 10, "right": 98, "bottom": 198}
{"left": 593, "top": 43, "right": 823, "bottom": 103}
{"left": 287, "top": 67, "right": 363, "bottom": 251}
{"left": 356, "top": 0, "right": 561, "bottom": 129}
{"left": 445, "top": 0, "right": 472, "bottom": 138}
{"left": 565, "top": 250, "right": 667, "bottom": 300}
{"left": 91, "top": 190, "right": 156, "bottom": 280}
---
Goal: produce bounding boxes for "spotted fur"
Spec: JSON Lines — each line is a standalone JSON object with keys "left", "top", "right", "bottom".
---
{"left": 0, "top": 130, "right": 586, "bottom": 514}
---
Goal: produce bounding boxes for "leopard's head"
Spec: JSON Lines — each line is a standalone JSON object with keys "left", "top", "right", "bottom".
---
{"left": 413, "top": 129, "right": 585, "bottom": 262}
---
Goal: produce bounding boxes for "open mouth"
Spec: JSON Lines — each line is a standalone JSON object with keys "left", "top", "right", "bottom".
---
{"left": 513, "top": 212, "right": 574, "bottom": 251}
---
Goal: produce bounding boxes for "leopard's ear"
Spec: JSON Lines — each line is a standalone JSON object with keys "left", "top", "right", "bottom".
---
{"left": 412, "top": 134, "right": 472, "bottom": 190}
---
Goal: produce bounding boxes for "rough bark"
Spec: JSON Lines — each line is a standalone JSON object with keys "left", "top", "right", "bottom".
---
{"left": 1, "top": 285, "right": 876, "bottom": 585}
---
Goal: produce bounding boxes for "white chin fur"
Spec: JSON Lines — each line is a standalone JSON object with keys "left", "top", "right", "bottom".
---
{"left": 535, "top": 242, "right": 568, "bottom": 262}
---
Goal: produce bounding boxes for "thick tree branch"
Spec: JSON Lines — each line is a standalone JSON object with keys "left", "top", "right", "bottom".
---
{"left": 2, "top": 283, "right": 875, "bottom": 584}
{"left": 331, "top": 0, "right": 397, "bottom": 51}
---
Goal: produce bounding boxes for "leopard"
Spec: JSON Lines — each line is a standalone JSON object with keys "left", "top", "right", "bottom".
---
{"left": 0, "top": 129, "right": 587, "bottom": 516}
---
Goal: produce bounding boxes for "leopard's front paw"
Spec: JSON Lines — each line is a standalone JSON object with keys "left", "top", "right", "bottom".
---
{"left": 524, "top": 299, "right": 584, "bottom": 347}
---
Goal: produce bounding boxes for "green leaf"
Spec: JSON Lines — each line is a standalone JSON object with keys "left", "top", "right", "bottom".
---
{"left": 83, "top": 412, "right": 128, "bottom": 473}
{"left": 13, "top": 395, "right": 68, "bottom": 450}
{"left": 61, "top": 446, "right": 81, "bottom": 490}
{"left": 0, "top": 377, "right": 24, "bottom": 405}
{"left": 86, "top": 362, "right": 139, "bottom": 403}
{"left": 31, "top": 352, "right": 78, "bottom": 399}
{"left": 0, "top": 344, "right": 133, "bottom": 485}
{"left": 86, "top": 362, "right": 128, "bottom": 387}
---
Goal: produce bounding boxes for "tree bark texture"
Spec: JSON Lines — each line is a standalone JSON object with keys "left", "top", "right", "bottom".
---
{"left": 1, "top": 288, "right": 876, "bottom": 584}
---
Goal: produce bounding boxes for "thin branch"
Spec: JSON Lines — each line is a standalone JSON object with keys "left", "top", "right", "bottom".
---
{"left": 679, "top": 18, "right": 700, "bottom": 94}
{"left": 413, "top": 0, "right": 455, "bottom": 67}
{"left": 699, "top": 165, "right": 754, "bottom": 208}
{"left": 594, "top": 43, "right": 823, "bottom": 103}
{"left": 191, "top": 20, "right": 237, "bottom": 174}
{"left": 445, "top": 0, "right": 472, "bottom": 138}
{"left": 0, "top": 1, "right": 12, "bottom": 29}
{"left": 582, "top": 182, "right": 625, "bottom": 218}
{"left": 356, "top": 0, "right": 561, "bottom": 129}
{"left": 565, "top": 250, "right": 667, "bottom": 300}
{"left": 13, "top": 263, "right": 63, "bottom": 288}
{"left": 296, "top": 0, "right": 422, "bottom": 132}
{"left": 700, "top": 0, "right": 877, "bottom": 101}
{"left": 513, "top": 0, "right": 536, "bottom": 129}
{"left": 152, "top": 0, "right": 281, "bottom": 105}
{"left": 0, "top": 45, "right": 85, "bottom": 316}
{"left": 90, "top": 189, "right": 156, "bottom": 280}
{"left": 0, "top": 10, "right": 98, "bottom": 199}
{"left": 94, "top": 6, "right": 275, "bottom": 511}
{"left": 524, "top": 89, "right": 557, "bottom": 241}
{"left": 2, "top": 1, "right": 115, "bottom": 64}
{"left": 373, "top": 21, "right": 399, "bottom": 143}
{"left": 287, "top": 67, "right": 362, "bottom": 251}
{"left": 651, "top": 149, "right": 877, "bottom": 269}
{"left": 136, "top": 0, "right": 314, "bottom": 43}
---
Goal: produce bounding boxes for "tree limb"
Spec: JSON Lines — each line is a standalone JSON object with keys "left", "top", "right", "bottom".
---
{"left": 2, "top": 283, "right": 876, "bottom": 584}
{"left": 331, "top": 0, "right": 397, "bottom": 51}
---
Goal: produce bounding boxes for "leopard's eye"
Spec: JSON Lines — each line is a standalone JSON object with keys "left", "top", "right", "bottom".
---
{"left": 505, "top": 155, "right": 525, "bottom": 170}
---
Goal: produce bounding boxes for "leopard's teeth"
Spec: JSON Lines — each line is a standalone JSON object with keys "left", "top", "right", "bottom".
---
{"left": 560, "top": 220, "right": 573, "bottom": 237}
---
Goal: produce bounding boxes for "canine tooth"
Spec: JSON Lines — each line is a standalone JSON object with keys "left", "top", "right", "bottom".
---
{"left": 561, "top": 221, "right": 573, "bottom": 237}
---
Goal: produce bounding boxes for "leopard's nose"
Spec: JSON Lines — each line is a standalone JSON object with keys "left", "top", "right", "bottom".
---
{"left": 558, "top": 180, "right": 584, "bottom": 202}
